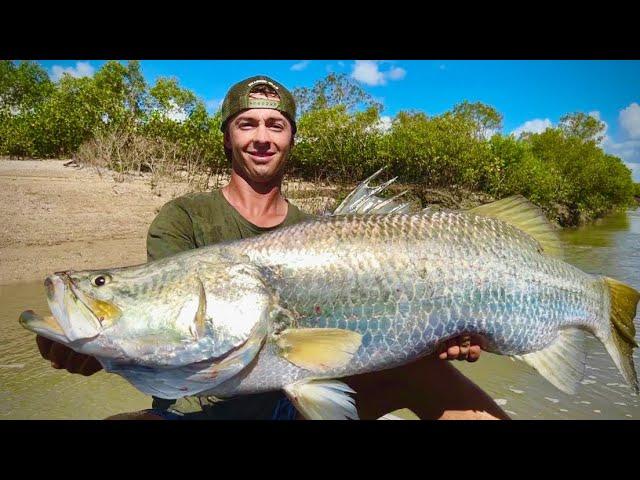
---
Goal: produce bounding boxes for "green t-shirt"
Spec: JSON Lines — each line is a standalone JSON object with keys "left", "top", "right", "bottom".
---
{"left": 146, "top": 189, "right": 312, "bottom": 419}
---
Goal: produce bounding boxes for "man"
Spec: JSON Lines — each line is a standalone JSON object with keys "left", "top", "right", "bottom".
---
{"left": 36, "top": 75, "right": 509, "bottom": 420}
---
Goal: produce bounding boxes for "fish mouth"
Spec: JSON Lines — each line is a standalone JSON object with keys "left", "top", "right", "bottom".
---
{"left": 19, "top": 310, "right": 69, "bottom": 344}
{"left": 40, "top": 273, "right": 103, "bottom": 342}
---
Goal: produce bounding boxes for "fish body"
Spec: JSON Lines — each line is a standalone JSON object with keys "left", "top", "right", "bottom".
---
{"left": 20, "top": 183, "right": 640, "bottom": 419}
{"left": 208, "top": 210, "right": 611, "bottom": 397}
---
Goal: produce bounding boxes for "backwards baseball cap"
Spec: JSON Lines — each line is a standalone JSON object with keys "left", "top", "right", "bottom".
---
{"left": 220, "top": 75, "right": 297, "bottom": 133}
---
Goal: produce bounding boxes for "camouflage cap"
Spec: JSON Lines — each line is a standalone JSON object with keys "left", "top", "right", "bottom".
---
{"left": 220, "top": 75, "right": 297, "bottom": 133}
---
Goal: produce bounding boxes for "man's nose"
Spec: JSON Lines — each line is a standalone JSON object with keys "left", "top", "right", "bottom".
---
{"left": 253, "top": 123, "right": 271, "bottom": 144}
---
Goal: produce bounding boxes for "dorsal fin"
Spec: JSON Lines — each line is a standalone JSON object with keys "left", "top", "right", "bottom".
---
{"left": 332, "top": 168, "right": 418, "bottom": 215}
{"left": 469, "top": 195, "right": 562, "bottom": 258}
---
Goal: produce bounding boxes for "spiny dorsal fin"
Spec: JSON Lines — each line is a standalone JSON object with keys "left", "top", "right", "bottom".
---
{"left": 514, "top": 328, "right": 587, "bottom": 395}
{"left": 275, "top": 328, "right": 362, "bottom": 373}
{"left": 332, "top": 167, "right": 418, "bottom": 215}
{"left": 469, "top": 195, "right": 562, "bottom": 258}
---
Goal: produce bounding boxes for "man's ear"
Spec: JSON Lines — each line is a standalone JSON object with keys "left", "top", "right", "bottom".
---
{"left": 223, "top": 130, "right": 231, "bottom": 150}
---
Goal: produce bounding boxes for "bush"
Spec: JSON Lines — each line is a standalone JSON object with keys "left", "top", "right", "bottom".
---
{"left": 2, "top": 65, "right": 635, "bottom": 225}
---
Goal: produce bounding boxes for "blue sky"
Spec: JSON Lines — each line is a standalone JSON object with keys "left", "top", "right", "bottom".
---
{"left": 37, "top": 60, "right": 640, "bottom": 181}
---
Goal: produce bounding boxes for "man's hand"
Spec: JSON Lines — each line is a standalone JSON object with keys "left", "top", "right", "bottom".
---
{"left": 437, "top": 335, "right": 486, "bottom": 362}
{"left": 36, "top": 335, "right": 103, "bottom": 376}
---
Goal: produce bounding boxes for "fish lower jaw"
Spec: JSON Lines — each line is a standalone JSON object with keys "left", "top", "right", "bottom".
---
{"left": 19, "top": 310, "right": 69, "bottom": 343}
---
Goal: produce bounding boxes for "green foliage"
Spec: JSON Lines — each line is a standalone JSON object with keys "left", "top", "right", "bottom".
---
{"left": 524, "top": 127, "right": 635, "bottom": 219}
{"left": 559, "top": 112, "right": 606, "bottom": 143}
{"left": 0, "top": 60, "right": 55, "bottom": 157}
{"left": 291, "top": 105, "right": 384, "bottom": 180}
{"left": 452, "top": 100, "right": 503, "bottom": 140}
{"left": 0, "top": 66, "right": 635, "bottom": 225}
{"left": 293, "top": 73, "right": 382, "bottom": 115}
{"left": 379, "top": 110, "right": 494, "bottom": 189}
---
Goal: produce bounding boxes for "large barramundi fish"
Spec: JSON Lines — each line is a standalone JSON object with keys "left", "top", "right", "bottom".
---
{"left": 20, "top": 174, "right": 640, "bottom": 419}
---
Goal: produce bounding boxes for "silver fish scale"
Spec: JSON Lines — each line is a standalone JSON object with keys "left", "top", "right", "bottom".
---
{"left": 209, "top": 210, "right": 608, "bottom": 396}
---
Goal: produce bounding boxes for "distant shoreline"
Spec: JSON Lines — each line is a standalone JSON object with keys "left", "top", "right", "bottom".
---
{"left": 2, "top": 158, "right": 636, "bottom": 286}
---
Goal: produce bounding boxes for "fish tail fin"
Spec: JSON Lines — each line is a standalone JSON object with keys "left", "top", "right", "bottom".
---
{"left": 598, "top": 277, "right": 640, "bottom": 394}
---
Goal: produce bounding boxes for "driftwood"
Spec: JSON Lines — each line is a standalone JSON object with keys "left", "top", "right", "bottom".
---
{"left": 63, "top": 159, "right": 78, "bottom": 167}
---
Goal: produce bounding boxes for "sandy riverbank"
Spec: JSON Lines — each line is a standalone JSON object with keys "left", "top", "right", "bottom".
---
{"left": 0, "top": 159, "right": 336, "bottom": 286}
{"left": 0, "top": 160, "right": 174, "bottom": 285}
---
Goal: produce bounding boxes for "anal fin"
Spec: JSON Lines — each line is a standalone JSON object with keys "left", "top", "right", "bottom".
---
{"left": 514, "top": 328, "right": 587, "bottom": 395}
{"left": 283, "top": 378, "right": 359, "bottom": 420}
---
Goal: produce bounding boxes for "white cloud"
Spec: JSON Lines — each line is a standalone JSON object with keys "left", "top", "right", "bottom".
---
{"left": 165, "top": 100, "right": 188, "bottom": 123}
{"left": 625, "top": 162, "right": 640, "bottom": 181}
{"left": 602, "top": 138, "right": 640, "bottom": 182}
{"left": 50, "top": 62, "right": 95, "bottom": 81}
{"left": 388, "top": 67, "right": 406, "bottom": 81}
{"left": 482, "top": 128, "right": 499, "bottom": 140}
{"left": 587, "top": 110, "right": 609, "bottom": 145}
{"left": 352, "top": 61, "right": 386, "bottom": 86}
{"left": 619, "top": 102, "right": 640, "bottom": 139}
{"left": 351, "top": 60, "right": 407, "bottom": 86}
{"left": 377, "top": 116, "right": 393, "bottom": 133}
{"left": 365, "top": 115, "right": 393, "bottom": 134}
{"left": 291, "top": 60, "right": 311, "bottom": 71}
{"left": 599, "top": 102, "right": 640, "bottom": 180}
{"left": 511, "top": 118, "right": 553, "bottom": 137}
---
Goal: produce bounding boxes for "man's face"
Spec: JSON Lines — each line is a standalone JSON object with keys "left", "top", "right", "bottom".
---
{"left": 224, "top": 108, "right": 294, "bottom": 184}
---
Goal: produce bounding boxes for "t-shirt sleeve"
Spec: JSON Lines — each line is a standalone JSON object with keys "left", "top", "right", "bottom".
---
{"left": 146, "top": 200, "right": 196, "bottom": 262}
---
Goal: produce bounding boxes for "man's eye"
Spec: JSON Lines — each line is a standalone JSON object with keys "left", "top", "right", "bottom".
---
{"left": 270, "top": 124, "right": 284, "bottom": 131}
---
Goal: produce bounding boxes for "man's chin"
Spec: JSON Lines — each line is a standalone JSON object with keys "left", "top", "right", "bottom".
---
{"left": 248, "top": 164, "right": 284, "bottom": 182}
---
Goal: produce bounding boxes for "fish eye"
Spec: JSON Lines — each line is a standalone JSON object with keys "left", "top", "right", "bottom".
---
{"left": 92, "top": 274, "right": 111, "bottom": 287}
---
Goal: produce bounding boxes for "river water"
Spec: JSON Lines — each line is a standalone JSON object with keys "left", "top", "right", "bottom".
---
{"left": 1, "top": 209, "right": 638, "bottom": 419}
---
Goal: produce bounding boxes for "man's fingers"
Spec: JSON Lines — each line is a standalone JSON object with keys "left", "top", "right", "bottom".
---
{"left": 447, "top": 344, "right": 460, "bottom": 359}
{"left": 439, "top": 335, "right": 487, "bottom": 361}
{"left": 457, "top": 335, "right": 471, "bottom": 361}
{"left": 48, "top": 341, "right": 72, "bottom": 366}
{"left": 437, "top": 340, "right": 450, "bottom": 359}
{"left": 78, "top": 356, "right": 103, "bottom": 376}
{"left": 467, "top": 345, "right": 482, "bottom": 362}
{"left": 35, "top": 336, "right": 102, "bottom": 376}
{"left": 36, "top": 335, "right": 54, "bottom": 359}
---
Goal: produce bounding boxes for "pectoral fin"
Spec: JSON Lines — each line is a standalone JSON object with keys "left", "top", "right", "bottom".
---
{"left": 283, "top": 378, "right": 359, "bottom": 420}
{"left": 276, "top": 328, "right": 362, "bottom": 372}
{"left": 192, "top": 277, "right": 207, "bottom": 339}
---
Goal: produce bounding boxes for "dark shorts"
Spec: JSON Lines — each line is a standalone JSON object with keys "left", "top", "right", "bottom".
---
{"left": 147, "top": 393, "right": 298, "bottom": 420}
